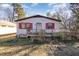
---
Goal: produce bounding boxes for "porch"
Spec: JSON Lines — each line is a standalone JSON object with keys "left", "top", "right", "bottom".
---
{"left": 17, "top": 29, "right": 54, "bottom": 42}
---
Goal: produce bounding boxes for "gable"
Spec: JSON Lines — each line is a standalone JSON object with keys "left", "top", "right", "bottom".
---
{"left": 15, "top": 15, "right": 61, "bottom": 22}
{"left": 17, "top": 17, "right": 58, "bottom": 24}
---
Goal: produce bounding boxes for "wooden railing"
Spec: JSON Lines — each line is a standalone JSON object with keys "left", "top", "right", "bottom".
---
{"left": 19, "top": 29, "right": 53, "bottom": 36}
{"left": 17, "top": 29, "right": 55, "bottom": 42}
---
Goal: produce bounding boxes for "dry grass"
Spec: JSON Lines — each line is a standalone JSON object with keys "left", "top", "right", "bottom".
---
{"left": 0, "top": 37, "right": 79, "bottom": 56}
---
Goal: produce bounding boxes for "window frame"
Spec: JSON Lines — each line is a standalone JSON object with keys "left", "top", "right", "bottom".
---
{"left": 46, "top": 23, "right": 55, "bottom": 29}
{"left": 19, "top": 22, "right": 32, "bottom": 29}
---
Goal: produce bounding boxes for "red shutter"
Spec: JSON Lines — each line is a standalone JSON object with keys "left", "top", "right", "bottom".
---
{"left": 46, "top": 23, "right": 48, "bottom": 29}
{"left": 19, "top": 23, "right": 22, "bottom": 29}
{"left": 52, "top": 23, "right": 55, "bottom": 29}
{"left": 30, "top": 23, "right": 32, "bottom": 29}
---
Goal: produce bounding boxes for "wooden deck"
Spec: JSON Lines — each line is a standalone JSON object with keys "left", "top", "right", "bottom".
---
{"left": 18, "top": 30, "right": 53, "bottom": 42}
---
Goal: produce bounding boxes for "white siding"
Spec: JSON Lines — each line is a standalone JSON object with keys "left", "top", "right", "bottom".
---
{"left": 0, "top": 20, "right": 16, "bottom": 35}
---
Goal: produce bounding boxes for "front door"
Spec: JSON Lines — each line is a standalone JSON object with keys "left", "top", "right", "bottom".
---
{"left": 36, "top": 23, "right": 42, "bottom": 32}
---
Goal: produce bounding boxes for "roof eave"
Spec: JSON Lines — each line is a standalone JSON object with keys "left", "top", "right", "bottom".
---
{"left": 15, "top": 15, "right": 61, "bottom": 22}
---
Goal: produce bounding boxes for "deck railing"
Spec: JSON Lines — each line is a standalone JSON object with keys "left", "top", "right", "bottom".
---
{"left": 19, "top": 29, "right": 54, "bottom": 38}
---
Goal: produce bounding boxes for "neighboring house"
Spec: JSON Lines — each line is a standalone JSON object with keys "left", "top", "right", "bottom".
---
{"left": 0, "top": 20, "right": 16, "bottom": 35}
{"left": 15, "top": 15, "right": 61, "bottom": 37}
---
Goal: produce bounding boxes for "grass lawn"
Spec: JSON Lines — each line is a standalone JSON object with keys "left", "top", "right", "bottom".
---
{"left": 0, "top": 37, "right": 79, "bottom": 56}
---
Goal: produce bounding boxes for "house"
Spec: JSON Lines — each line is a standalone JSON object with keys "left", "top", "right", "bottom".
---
{"left": 15, "top": 15, "right": 61, "bottom": 37}
{"left": 0, "top": 20, "right": 16, "bottom": 35}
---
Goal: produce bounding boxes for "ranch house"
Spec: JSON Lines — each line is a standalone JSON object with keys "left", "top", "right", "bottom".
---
{"left": 15, "top": 15, "right": 61, "bottom": 38}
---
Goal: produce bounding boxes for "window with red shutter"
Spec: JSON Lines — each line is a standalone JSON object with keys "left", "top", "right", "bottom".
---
{"left": 19, "top": 23, "right": 32, "bottom": 29}
{"left": 46, "top": 23, "right": 55, "bottom": 29}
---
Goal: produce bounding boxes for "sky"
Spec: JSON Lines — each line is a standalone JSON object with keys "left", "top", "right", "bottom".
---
{"left": 0, "top": 3, "right": 71, "bottom": 19}
{"left": 0, "top": 4, "right": 13, "bottom": 20}
{"left": 22, "top": 3, "right": 70, "bottom": 16}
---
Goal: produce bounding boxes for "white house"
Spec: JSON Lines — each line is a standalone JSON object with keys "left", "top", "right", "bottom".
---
{"left": 15, "top": 15, "right": 61, "bottom": 37}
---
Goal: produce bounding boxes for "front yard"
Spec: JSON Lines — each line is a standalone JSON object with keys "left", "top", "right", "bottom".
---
{"left": 0, "top": 37, "right": 79, "bottom": 56}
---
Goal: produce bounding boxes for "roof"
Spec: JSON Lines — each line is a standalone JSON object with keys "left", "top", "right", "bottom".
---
{"left": 0, "top": 20, "right": 16, "bottom": 26}
{"left": 15, "top": 15, "right": 61, "bottom": 22}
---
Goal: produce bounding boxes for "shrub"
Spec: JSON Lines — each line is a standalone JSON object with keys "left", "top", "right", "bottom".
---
{"left": 33, "top": 39, "right": 43, "bottom": 44}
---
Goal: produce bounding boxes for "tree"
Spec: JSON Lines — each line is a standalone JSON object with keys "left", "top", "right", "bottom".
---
{"left": 5, "top": 8, "right": 14, "bottom": 22}
{"left": 47, "top": 4, "right": 77, "bottom": 40}
{"left": 12, "top": 3, "right": 26, "bottom": 19}
{"left": 69, "top": 3, "right": 79, "bottom": 39}
{"left": 0, "top": 4, "right": 15, "bottom": 22}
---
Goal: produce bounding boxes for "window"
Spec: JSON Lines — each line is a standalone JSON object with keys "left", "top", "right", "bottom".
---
{"left": 46, "top": 23, "right": 55, "bottom": 29}
{"left": 19, "top": 23, "right": 32, "bottom": 29}
{"left": 26, "top": 23, "right": 32, "bottom": 30}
